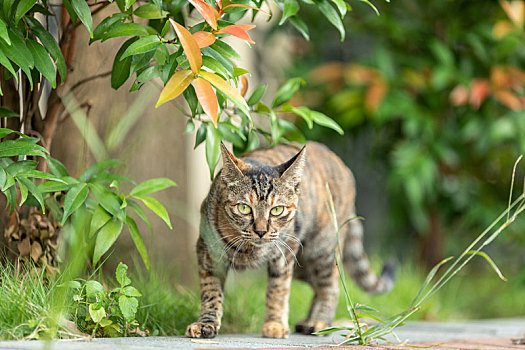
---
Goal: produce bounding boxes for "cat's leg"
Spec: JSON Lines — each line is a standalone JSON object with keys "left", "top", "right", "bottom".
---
{"left": 186, "top": 238, "right": 227, "bottom": 338}
{"left": 295, "top": 249, "right": 339, "bottom": 335}
{"left": 262, "top": 252, "right": 295, "bottom": 338}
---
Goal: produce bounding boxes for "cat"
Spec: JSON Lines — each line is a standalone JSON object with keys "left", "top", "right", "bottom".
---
{"left": 186, "top": 141, "right": 395, "bottom": 339}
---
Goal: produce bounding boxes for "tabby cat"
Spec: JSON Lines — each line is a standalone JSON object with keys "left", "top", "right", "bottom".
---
{"left": 186, "top": 142, "right": 394, "bottom": 339}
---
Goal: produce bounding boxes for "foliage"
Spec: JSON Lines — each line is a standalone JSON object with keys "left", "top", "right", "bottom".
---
{"left": 293, "top": 0, "right": 525, "bottom": 264}
{"left": 0, "top": 0, "right": 362, "bottom": 181}
{"left": 0, "top": 128, "right": 175, "bottom": 270}
{"left": 63, "top": 263, "right": 145, "bottom": 337}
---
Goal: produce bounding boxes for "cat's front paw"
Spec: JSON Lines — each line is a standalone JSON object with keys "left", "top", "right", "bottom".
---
{"left": 262, "top": 321, "right": 289, "bottom": 338}
{"left": 295, "top": 320, "right": 330, "bottom": 335}
{"left": 185, "top": 322, "right": 219, "bottom": 338}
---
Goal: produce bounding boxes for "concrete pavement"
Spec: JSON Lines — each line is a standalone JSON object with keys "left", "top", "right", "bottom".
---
{"left": 0, "top": 318, "right": 523, "bottom": 349}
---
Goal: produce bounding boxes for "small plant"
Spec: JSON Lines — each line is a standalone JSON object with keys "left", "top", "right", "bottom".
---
{"left": 64, "top": 263, "right": 145, "bottom": 337}
{"left": 319, "top": 157, "right": 525, "bottom": 344}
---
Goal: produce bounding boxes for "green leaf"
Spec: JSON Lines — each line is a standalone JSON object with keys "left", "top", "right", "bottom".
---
{"left": 27, "top": 40, "right": 57, "bottom": 88}
{"left": 85, "top": 280, "right": 105, "bottom": 299}
{"left": 38, "top": 181, "right": 71, "bottom": 193}
{"left": 111, "top": 38, "right": 137, "bottom": 89}
{"left": 46, "top": 157, "right": 69, "bottom": 177}
{"left": 3, "top": 186, "right": 16, "bottom": 212}
{"left": 0, "top": 128, "right": 22, "bottom": 138}
{"left": 0, "top": 18, "right": 11, "bottom": 45}
{"left": 93, "top": 217, "right": 124, "bottom": 265}
{"left": 467, "top": 250, "right": 508, "bottom": 281}
{"left": 0, "top": 107, "right": 17, "bottom": 118}
{"left": 16, "top": 178, "right": 28, "bottom": 206}
{"left": 88, "top": 304, "right": 106, "bottom": 323}
{"left": 61, "top": 183, "right": 89, "bottom": 225}
{"left": 16, "top": 170, "right": 67, "bottom": 183}
{"left": 118, "top": 295, "right": 138, "bottom": 322}
{"left": 310, "top": 110, "right": 344, "bottom": 135}
{"left": 202, "top": 55, "right": 233, "bottom": 79}
{"left": 134, "top": 3, "right": 167, "bottom": 18}
{"left": 58, "top": 280, "right": 82, "bottom": 289}
{"left": 71, "top": 0, "right": 93, "bottom": 38}
{"left": 289, "top": 16, "right": 309, "bottom": 40}
{"left": 121, "top": 285, "right": 142, "bottom": 297}
{"left": 0, "top": 50, "right": 18, "bottom": 84}
{"left": 0, "top": 32, "right": 35, "bottom": 88}
{"left": 272, "top": 77, "right": 305, "bottom": 108}
{"left": 129, "top": 177, "right": 177, "bottom": 197}
{"left": 17, "top": 176, "right": 44, "bottom": 212}
{"left": 316, "top": 0, "right": 345, "bottom": 41}
{"left": 233, "top": 67, "right": 249, "bottom": 77}
{"left": 247, "top": 84, "right": 266, "bottom": 106}
{"left": 90, "top": 183, "right": 125, "bottom": 221}
{"left": 78, "top": 159, "right": 120, "bottom": 182}
{"left": 89, "top": 204, "right": 112, "bottom": 238}
{"left": 280, "top": 0, "right": 299, "bottom": 25}
{"left": 127, "top": 199, "right": 153, "bottom": 233}
{"left": 133, "top": 195, "right": 172, "bottom": 229}
{"left": 282, "top": 105, "right": 313, "bottom": 128}
{"left": 14, "top": 0, "right": 38, "bottom": 23}
{"left": 26, "top": 17, "right": 67, "bottom": 83}
{"left": 194, "top": 123, "right": 207, "bottom": 149}
{"left": 125, "top": 216, "right": 151, "bottom": 271}
{"left": 62, "top": 0, "right": 78, "bottom": 24}
{"left": 91, "top": 13, "right": 127, "bottom": 41}
{"left": 330, "top": 0, "right": 347, "bottom": 18}
{"left": 121, "top": 35, "right": 161, "bottom": 60}
{"left": 0, "top": 167, "right": 7, "bottom": 189}
{"left": 0, "top": 140, "right": 48, "bottom": 158}
{"left": 116, "top": 262, "right": 131, "bottom": 287}
{"left": 205, "top": 123, "right": 221, "bottom": 179}
{"left": 6, "top": 160, "right": 37, "bottom": 176}
{"left": 209, "top": 40, "right": 241, "bottom": 60}
{"left": 125, "top": 0, "right": 136, "bottom": 10}
{"left": 103, "top": 23, "right": 149, "bottom": 41}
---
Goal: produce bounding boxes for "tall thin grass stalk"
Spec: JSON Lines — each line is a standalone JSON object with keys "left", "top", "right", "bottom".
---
{"left": 321, "top": 157, "right": 525, "bottom": 345}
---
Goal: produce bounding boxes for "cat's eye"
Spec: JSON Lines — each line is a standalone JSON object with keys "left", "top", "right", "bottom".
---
{"left": 270, "top": 206, "right": 284, "bottom": 216}
{"left": 237, "top": 203, "right": 252, "bottom": 215}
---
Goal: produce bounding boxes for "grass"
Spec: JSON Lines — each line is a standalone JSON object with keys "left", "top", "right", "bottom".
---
{"left": 1, "top": 258, "right": 524, "bottom": 340}
{"left": 135, "top": 260, "right": 525, "bottom": 336}
{"left": 0, "top": 262, "right": 67, "bottom": 340}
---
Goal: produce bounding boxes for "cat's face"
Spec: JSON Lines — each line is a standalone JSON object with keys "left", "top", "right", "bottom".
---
{"left": 218, "top": 144, "right": 305, "bottom": 246}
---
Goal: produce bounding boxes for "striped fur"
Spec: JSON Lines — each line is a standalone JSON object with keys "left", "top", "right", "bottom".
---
{"left": 185, "top": 142, "right": 394, "bottom": 339}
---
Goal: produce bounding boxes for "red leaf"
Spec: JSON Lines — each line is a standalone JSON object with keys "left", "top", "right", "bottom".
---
{"left": 192, "top": 31, "right": 216, "bottom": 48}
{"left": 215, "top": 24, "right": 256, "bottom": 44}
{"left": 188, "top": 0, "right": 219, "bottom": 30}
{"left": 170, "top": 19, "right": 202, "bottom": 74}
{"left": 194, "top": 77, "right": 219, "bottom": 126}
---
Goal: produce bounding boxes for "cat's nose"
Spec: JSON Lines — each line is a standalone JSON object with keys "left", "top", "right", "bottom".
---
{"left": 254, "top": 230, "right": 267, "bottom": 238}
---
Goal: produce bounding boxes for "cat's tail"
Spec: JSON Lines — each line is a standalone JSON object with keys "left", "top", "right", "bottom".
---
{"left": 342, "top": 218, "right": 395, "bottom": 294}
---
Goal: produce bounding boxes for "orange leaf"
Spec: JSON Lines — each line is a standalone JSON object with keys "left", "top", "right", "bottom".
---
{"left": 188, "top": 0, "right": 219, "bottom": 29}
{"left": 194, "top": 78, "right": 219, "bottom": 126}
{"left": 199, "top": 70, "right": 247, "bottom": 106}
{"left": 193, "top": 31, "right": 216, "bottom": 48}
{"left": 170, "top": 19, "right": 202, "bottom": 74}
{"left": 469, "top": 79, "right": 491, "bottom": 109}
{"left": 156, "top": 69, "right": 195, "bottom": 107}
{"left": 450, "top": 85, "right": 469, "bottom": 106}
{"left": 222, "top": 4, "right": 270, "bottom": 16}
{"left": 215, "top": 24, "right": 256, "bottom": 44}
{"left": 494, "top": 89, "right": 522, "bottom": 111}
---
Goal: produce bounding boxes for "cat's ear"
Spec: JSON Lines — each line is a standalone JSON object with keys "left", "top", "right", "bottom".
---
{"left": 220, "top": 142, "right": 248, "bottom": 181}
{"left": 277, "top": 146, "right": 306, "bottom": 188}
